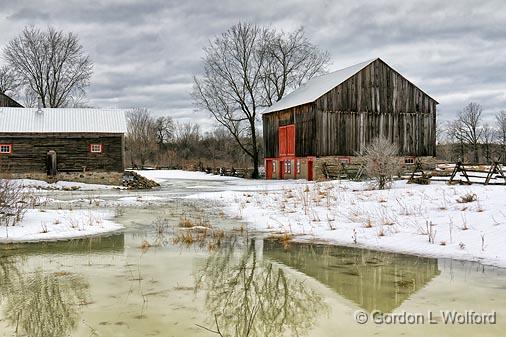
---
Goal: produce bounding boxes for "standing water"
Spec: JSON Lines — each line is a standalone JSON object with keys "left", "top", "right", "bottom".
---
{"left": 0, "top": 177, "right": 504, "bottom": 337}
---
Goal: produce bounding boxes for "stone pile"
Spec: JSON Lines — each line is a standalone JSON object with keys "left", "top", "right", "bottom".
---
{"left": 122, "top": 171, "right": 160, "bottom": 189}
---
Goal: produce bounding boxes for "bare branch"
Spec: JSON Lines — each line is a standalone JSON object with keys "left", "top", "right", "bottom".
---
{"left": 3, "top": 26, "right": 93, "bottom": 107}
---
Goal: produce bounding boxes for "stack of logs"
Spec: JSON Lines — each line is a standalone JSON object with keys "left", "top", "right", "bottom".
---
{"left": 122, "top": 171, "right": 160, "bottom": 189}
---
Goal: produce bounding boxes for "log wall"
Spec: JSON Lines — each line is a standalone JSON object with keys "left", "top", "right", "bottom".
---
{"left": 0, "top": 133, "right": 124, "bottom": 173}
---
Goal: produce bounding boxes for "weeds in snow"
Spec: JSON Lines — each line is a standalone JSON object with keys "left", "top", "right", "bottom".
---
{"left": 461, "top": 215, "right": 469, "bottom": 230}
{"left": 457, "top": 192, "right": 477, "bottom": 203}
{"left": 424, "top": 221, "right": 436, "bottom": 244}
{"left": 352, "top": 229, "right": 357, "bottom": 244}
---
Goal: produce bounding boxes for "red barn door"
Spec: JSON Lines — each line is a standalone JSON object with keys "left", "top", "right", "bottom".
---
{"left": 278, "top": 127, "right": 287, "bottom": 156}
{"left": 265, "top": 160, "right": 273, "bottom": 179}
{"left": 307, "top": 160, "right": 313, "bottom": 181}
{"left": 286, "top": 125, "right": 295, "bottom": 156}
{"left": 278, "top": 124, "right": 295, "bottom": 157}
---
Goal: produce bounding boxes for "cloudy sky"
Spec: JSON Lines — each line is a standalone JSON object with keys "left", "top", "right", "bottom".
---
{"left": 0, "top": 0, "right": 505, "bottom": 129}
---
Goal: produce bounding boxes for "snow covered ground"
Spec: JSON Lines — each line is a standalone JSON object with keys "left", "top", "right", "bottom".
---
{"left": 132, "top": 169, "right": 241, "bottom": 183}
{"left": 13, "top": 178, "right": 124, "bottom": 191}
{"left": 177, "top": 172, "right": 506, "bottom": 268}
{"left": 4, "top": 169, "right": 506, "bottom": 268}
{"left": 0, "top": 209, "right": 123, "bottom": 243}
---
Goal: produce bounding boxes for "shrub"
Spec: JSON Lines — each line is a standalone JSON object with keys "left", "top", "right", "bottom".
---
{"left": 0, "top": 179, "right": 35, "bottom": 228}
{"left": 361, "top": 136, "right": 400, "bottom": 190}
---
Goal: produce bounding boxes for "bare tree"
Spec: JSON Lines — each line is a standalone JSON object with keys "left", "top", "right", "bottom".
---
{"left": 126, "top": 108, "right": 157, "bottom": 167}
{"left": 496, "top": 110, "right": 506, "bottom": 163}
{"left": 362, "top": 137, "right": 400, "bottom": 190}
{"left": 0, "top": 66, "right": 18, "bottom": 95}
{"left": 451, "top": 102, "right": 483, "bottom": 163}
{"left": 481, "top": 123, "right": 495, "bottom": 163}
{"left": 154, "top": 116, "right": 175, "bottom": 149}
{"left": 174, "top": 121, "right": 201, "bottom": 160}
{"left": 261, "top": 27, "right": 329, "bottom": 105}
{"left": 193, "top": 23, "right": 329, "bottom": 178}
{"left": 446, "top": 120, "right": 465, "bottom": 161}
{"left": 3, "top": 26, "right": 93, "bottom": 108}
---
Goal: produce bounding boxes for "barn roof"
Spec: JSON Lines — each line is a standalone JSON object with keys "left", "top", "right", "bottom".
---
{"left": 263, "top": 59, "right": 376, "bottom": 114}
{"left": 262, "top": 58, "right": 438, "bottom": 114}
{"left": 0, "top": 108, "right": 127, "bottom": 133}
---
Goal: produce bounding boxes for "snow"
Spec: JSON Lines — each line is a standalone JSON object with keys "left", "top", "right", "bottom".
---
{"left": 188, "top": 179, "right": 506, "bottom": 268}
{"left": 132, "top": 169, "right": 241, "bottom": 183}
{"left": 4, "top": 169, "right": 506, "bottom": 268}
{"left": 13, "top": 179, "right": 124, "bottom": 191}
{"left": 0, "top": 209, "right": 123, "bottom": 243}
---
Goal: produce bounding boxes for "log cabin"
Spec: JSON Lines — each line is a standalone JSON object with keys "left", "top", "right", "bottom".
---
{"left": 262, "top": 58, "right": 438, "bottom": 180}
{"left": 0, "top": 107, "right": 127, "bottom": 174}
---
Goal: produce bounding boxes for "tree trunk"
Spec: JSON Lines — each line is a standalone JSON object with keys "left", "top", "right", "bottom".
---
{"left": 473, "top": 143, "right": 479, "bottom": 163}
{"left": 250, "top": 122, "right": 260, "bottom": 179}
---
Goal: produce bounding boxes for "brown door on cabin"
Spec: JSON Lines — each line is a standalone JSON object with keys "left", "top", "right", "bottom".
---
{"left": 279, "top": 160, "right": 284, "bottom": 179}
{"left": 47, "top": 151, "right": 57, "bottom": 176}
{"left": 307, "top": 160, "right": 313, "bottom": 181}
{"left": 266, "top": 160, "right": 273, "bottom": 179}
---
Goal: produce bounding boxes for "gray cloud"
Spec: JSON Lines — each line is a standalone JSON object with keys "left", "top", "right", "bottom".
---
{"left": 0, "top": 0, "right": 505, "bottom": 129}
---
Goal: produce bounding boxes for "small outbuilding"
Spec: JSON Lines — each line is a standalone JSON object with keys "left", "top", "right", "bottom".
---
{"left": 0, "top": 107, "right": 127, "bottom": 175}
{"left": 262, "top": 58, "right": 438, "bottom": 180}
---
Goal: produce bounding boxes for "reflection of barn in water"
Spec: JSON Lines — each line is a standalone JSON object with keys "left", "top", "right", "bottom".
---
{"left": 263, "top": 240, "right": 440, "bottom": 313}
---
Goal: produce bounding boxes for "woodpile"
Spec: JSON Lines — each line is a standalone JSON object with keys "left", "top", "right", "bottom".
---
{"left": 122, "top": 171, "right": 160, "bottom": 189}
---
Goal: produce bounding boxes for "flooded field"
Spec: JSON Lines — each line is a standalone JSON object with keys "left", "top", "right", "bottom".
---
{"left": 0, "top": 178, "right": 505, "bottom": 337}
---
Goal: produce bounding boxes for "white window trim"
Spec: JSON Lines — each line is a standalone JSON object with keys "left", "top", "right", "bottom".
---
{"left": 90, "top": 144, "right": 103, "bottom": 153}
{"left": 0, "top": 144, "right": 12, "bottom": 154}
{"left": 404, "top": 157, "right": 415, "bottom": 165}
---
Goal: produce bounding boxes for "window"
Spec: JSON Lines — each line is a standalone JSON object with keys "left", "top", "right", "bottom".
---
{"left": 404, "top": 157, "right": 415, "bottom": 165}
{"left": 338, "top": 157, "right": 350, "bottom": 164}
{"left": 296, "top": 159, "right": 301, "bottom": 174}
{"left": 285, "top": 160, "right": 292, "bottom": 174}
{"left": 0, "top": 144, "right": 12, "bottom": 154}
{"left": 89, "top": 144, "right": 103, "bottom": 153}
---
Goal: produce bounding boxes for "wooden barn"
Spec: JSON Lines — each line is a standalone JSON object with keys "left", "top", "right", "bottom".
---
{"left": 0, "top": 107, "right": 127, "bottom": 174}
{"left": 262, "top": 58, "right": 438, "bottom": 180}
{"left": 0, "top": 93, "right": 23, "bottom": 108}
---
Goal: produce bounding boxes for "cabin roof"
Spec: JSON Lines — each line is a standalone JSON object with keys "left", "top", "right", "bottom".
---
{"left": 0, "top": 108, "right": 128, "bottom": 133}
{"left": 262, "top": 58, "right": 438, "bottom": 114}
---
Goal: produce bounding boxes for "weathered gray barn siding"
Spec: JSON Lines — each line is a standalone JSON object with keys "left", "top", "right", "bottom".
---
{"left": 315, "top": 59, "right": 437, "bottom": 156}
{"left": 0, "top": 133, "right": 124, "bottom": 173}
{"left": 0, "top": 93, "right": 23, "bottom": 107}
{"left": 263, "top": 59, "right": 437, "bottom": 158}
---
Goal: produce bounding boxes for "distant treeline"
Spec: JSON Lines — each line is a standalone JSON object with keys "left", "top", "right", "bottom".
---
{"left": 125, "top": 108, "right": 262, "bottom": 169}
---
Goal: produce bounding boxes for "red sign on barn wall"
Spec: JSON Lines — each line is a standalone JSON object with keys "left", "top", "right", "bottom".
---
{"left": 278, "top": 124, "right": 295, "bottom": 157}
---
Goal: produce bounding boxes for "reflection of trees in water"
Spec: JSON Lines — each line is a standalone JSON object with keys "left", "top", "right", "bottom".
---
{"left": 0, "top": 256, "right": 89, "bottom": 337}
{"left": 195, "top": 238, "right": 327, "bottom": 337}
